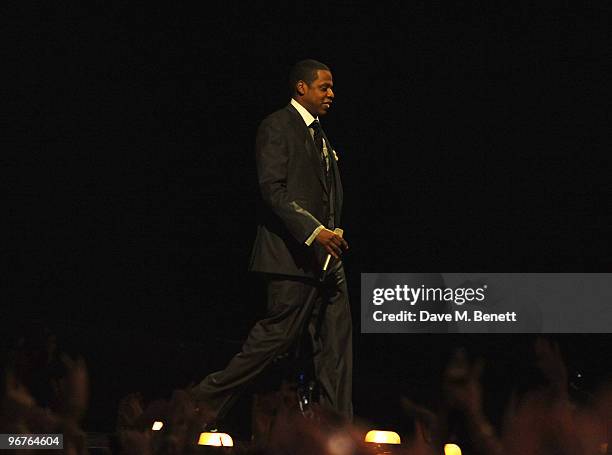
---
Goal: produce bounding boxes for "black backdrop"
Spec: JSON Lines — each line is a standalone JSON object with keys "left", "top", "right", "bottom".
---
{"left": 6, "top": 3, "right": 610, "bottom": 433}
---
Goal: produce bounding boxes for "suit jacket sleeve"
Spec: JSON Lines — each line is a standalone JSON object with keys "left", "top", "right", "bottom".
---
{"left": 255, "top": 118, "right": 322, "bottom": 244}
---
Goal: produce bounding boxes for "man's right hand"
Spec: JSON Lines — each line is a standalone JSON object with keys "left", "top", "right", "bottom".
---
{"left": 314, "top": 229, "right": 349, "bottom": 259}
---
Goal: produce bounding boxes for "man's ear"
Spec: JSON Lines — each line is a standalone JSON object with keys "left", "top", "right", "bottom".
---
{"left": 297, "top": 81, "right": 305, "bottom": 96}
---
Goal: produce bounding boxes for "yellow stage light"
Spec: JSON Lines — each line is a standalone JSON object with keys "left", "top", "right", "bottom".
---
{"left": 444, "top": 443, "right": 462, "bottom": 455}
{"left": 364, "top": 430, "right": 401, "bottom": 445}
{"left": 198, "top": 432, "right": 234, "bottom": 447}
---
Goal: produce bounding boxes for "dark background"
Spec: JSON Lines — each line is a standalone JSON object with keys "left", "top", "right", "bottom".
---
{"left": 6, "top": 2, "right": 610, "bottom": 435}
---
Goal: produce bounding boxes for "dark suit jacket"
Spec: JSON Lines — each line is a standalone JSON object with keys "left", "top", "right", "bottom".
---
{"left": 249, "top": 103, "right": 343, "bottom": 279}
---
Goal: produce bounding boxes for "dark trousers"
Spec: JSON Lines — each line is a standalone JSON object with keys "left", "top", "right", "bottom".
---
{"left": 193, "top": 263, "right": 353, "bottom": 420}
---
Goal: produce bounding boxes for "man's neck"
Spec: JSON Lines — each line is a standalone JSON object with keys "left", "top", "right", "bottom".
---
{"left": 291, "top": 98, "right": 317, "bottom": 125}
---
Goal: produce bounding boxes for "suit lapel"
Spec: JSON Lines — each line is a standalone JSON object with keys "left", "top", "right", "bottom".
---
{"left": 321, "top": 129, "right": 342, "bottom": 214}
{"left": 286, "top": 105, "right": 329, "bottom": 193}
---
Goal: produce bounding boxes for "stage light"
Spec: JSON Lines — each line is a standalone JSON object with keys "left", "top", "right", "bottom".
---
{"left": 152, "top": 421, "right": 163, "bottom": 431}
{"left": 364, "top": 430, "right": 401, "bottom": 445}
{"left": 444, "top": 443, "right": 462, "bottom": 455}
{"left": 198, "top": 431, "right": 234, "bottom": 447}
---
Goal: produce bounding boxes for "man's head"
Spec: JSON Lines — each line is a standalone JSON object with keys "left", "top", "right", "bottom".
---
{"left": 289, "top": 59, "right": 334, "bottom": 116}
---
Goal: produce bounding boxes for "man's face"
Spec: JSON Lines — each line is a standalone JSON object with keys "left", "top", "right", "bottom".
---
{"left": 298, "top": 70, "right": 334, "bottom": 116}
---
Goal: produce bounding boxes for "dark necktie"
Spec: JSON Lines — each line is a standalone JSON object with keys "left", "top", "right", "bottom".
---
{"left": 309, "top": 121, "right": 327, "bottom": 173}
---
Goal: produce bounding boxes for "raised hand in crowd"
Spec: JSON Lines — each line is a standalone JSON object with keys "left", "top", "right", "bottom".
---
{"left": 442, "top": 348, "right": 502, "bottom": 455}
{"left": 533, "top": 337, "right": 569, "bottom": 401}
{"left": 50, "top": 354, "right": 89, "bottom": 421}
{"left": 116, "top": 392, "right": 145, "bottom": 431}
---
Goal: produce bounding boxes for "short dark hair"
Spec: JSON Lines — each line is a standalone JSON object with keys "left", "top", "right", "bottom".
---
{"left": 288, "top": 59, "right": 331, "bottom": 96}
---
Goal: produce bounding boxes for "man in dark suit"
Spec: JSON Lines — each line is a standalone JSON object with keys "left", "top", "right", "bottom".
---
{"left": 193, "top": 59, "right": 352, "bottom": 422}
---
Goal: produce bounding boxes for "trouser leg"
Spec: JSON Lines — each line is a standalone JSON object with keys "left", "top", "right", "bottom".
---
{"left": 192, "top": 277, "right": 317, "bottom": 420}
{"left": 309, "top": 263, "right": 353, "bottom": 419}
